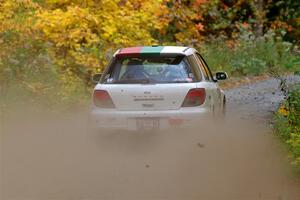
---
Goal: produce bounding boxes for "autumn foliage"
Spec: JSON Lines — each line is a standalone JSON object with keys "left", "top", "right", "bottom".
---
{"left": 0, "top": 0, "right": 300, "bottom": 108}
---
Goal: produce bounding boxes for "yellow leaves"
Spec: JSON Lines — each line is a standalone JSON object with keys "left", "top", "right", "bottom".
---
{"left": 35, "top": 5, "right": 102, "bottom": 70}
{"left": 69, "top": 50, "right": 100, "bottom": 69}
{"left": 36, "top": 6, "right": 99, "bottom": 48}
{"left": 0, "top": 0, "right": 39, "bottom": 21}
{"left": 56, "top": 68, "right": 87, "bottom": 104}
{"left": 46, "top": 0, "right": 71, "bottom": 5}
{"left": 0, "top": 0, "right": 40, "bottom": 65}
{"left": 0, "top": 0, "right": 39, "bottom": 35}
{"left": 1, "top": 0, "right": 196, "bottom": 77}
{"left": 278, "top": 104, "right": 289, "bottom": 117}
{"left": 34, "top": 0, "right": 171, "bottom": 70}
{"left": 97, "top": 0, "right": 159, "bottom": 46}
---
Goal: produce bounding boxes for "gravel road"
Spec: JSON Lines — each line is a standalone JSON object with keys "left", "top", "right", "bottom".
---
{"left": 225, "top": 75, "right": 300, "bottom": 123}
{"left": 1, "top": 75, "right": 300, "bottom": 200}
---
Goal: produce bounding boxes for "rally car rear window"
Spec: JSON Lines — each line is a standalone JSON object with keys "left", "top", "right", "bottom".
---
{"left": 101, "top": 55, "right": 202, "bottom": 84}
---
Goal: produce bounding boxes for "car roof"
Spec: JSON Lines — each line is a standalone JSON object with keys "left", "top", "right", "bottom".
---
{"left": 113, "top": 46, "right": 197, "bottom": 58}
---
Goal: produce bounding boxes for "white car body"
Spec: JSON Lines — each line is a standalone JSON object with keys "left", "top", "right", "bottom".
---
{"left": 89, "top": 46, "right": 226, "bottom": 131}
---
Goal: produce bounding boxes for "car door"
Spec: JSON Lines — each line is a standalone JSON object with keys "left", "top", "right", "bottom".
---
{"left": 194, "top": 53, "right": 222, "bottom": 113}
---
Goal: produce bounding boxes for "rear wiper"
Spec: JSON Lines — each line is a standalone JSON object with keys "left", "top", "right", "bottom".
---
{"left": 113, "top": 78, "right": 154, "bottom": 84}
{"left": 140, "top": 78, "right": 152, "bottom": 84}
{"left": 165, "top": 80, "right": 190, "bottom": 83}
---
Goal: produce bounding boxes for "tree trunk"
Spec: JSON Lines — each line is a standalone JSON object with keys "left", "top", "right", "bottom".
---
{"left": 253, "top": 0, "right": 265, "bottom": 38}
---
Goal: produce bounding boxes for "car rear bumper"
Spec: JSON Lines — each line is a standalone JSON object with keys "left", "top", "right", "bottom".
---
{"left": 89, "top": 107, "right": 211, "bottom": 131}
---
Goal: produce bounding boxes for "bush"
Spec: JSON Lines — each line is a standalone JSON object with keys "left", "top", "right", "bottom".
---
{"left": 0, "top": 39, "right": 89, "bottom": 112}
{"left": 200, "top": 31, "right": 300, "bottom": 76}
{"left": 274, "top": 84, "right": 300, "bottom": 167}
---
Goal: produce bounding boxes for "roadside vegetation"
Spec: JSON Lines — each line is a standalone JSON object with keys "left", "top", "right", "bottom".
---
{"left": 274, "top": 83, "right": 300, "bottom": 169}
{"left": 0, "top": 0, "right": 300, "bottom": 111}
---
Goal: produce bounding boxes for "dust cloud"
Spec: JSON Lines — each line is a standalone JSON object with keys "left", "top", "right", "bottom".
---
{"left": 1, "top": 107, "right": 300, "bottom": 200}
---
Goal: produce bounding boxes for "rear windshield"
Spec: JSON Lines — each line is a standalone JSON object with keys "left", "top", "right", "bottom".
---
{"left": 102, "top": 55, "right": 201, "bottom": 84}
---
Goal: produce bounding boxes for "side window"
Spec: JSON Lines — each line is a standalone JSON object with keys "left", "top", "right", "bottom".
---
{"left": 194, "top": 54, "right": 210, "bottom": 81}
{"left": 186, "top": 55, "right": 202, "bottom": 82}
{"left": 195, "top": 53, "right": 214, "bottom": 81}
{"left": 118, "top": 65, "right": 127, "bottom": 79}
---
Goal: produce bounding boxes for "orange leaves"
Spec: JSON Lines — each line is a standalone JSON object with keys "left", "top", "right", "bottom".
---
{"left": 194, "top": 0, "right": 207, "bottom": 7}
{"left": 241, "top": 22, "right": 250, "bottom": 29}
{"left": 270, "top": 20, "right": 294, "bottom": 32}
{"left": 195, "top": 23, "right": 204, "bottom": 31}
{"left": 161, "top": 0, "right": 204, "bottom": 45}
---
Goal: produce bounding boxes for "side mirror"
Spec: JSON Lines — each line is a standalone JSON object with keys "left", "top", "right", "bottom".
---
{"left": 91, "top": 73, "right": 102, "bottom": 84}
{"left": 215, "top": 72, "right": 228, "bottom": 80}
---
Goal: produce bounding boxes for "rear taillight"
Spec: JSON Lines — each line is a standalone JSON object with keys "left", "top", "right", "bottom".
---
{"left": 182, "top": 88, "right": 206, "bottom": 107}
{"left": 93, "top": 90, "right": 115, "bottom": 108}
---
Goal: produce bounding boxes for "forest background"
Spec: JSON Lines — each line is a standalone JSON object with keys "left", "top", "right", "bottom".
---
{"left": 0, "top": 0, "right": 300, "bottom": 109}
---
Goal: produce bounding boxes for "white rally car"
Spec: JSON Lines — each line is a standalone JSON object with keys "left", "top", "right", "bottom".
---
{"left": 89, "top": 46, "right": 227, "bottom": 131}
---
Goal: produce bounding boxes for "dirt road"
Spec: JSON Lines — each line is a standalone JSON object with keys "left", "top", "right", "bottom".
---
{"left": 1, "top": 76, "right": 300, "bottom": 200}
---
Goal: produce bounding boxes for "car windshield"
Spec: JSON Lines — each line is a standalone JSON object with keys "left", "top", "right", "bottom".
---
{"left": 102, "top": 55, "right": 200, "bottom": 84}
